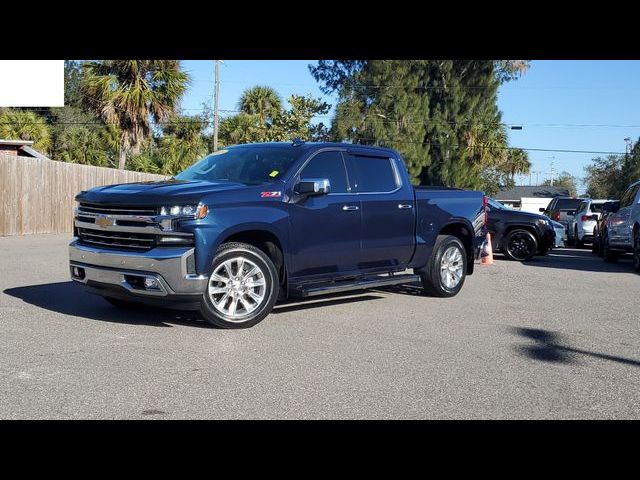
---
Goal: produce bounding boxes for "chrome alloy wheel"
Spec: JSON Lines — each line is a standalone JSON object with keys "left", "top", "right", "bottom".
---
{"left": 440, "top": 245, "right": 463, "bottom": 289}
{"left": 208, "top": 256, "right": 266, "bottom": 321}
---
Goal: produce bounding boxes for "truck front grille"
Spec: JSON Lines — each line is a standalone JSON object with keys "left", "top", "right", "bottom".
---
{"left": 77, "top": 227, "right": 156, "bottom": 251}
{"left": 78, "top": 202, "right": 159, "bottom": 216}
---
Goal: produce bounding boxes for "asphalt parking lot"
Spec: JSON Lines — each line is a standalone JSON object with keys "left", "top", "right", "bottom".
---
{"left": 1, "top": 234, "right": 639, "bottom": 419}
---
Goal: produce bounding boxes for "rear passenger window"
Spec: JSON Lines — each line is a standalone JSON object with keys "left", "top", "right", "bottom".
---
{"left": 349, "top": 155, "right": 398, "bottom": 193}
{"left": 300, "top": 151, "right": 349, "bottom": 193}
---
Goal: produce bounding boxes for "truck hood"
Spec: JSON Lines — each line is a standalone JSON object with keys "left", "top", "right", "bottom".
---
{"left": 500, "top": 209, "right": 550, "bottom": 222}
{"left": 77, "top": 179, "right": 247, "bottom": 205}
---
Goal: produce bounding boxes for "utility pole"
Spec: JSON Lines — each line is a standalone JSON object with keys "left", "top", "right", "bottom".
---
{"left": 549, "top": 158, "right": 556, "bottom": 186}
{"left": 213, "top": 60, "right": 222, "bottom": 151}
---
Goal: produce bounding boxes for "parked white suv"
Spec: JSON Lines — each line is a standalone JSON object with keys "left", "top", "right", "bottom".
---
{"left": 567, "top": 199, "right": 612, "bottom": 248}
{"left": 601, "top": 180, "right": 640, "bottom": 271}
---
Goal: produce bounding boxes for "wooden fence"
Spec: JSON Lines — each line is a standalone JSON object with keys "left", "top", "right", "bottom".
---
{"left": 0, "top": 155, "right": 167, "bottom": 236}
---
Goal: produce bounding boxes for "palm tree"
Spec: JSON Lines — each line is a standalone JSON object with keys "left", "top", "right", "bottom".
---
{"left": 238, "top": 86, "right": 282, "bottom": 124}
{"left": 55, "top": 126, "right": 112, "bottom": 166}
{"left": 505, "top": 147, "right": 531, "bottom": 179}
{"left": 0, "top": 109, "right": 52, "bottom": 154}
{"left": 80, "top": 60, "right": 189, "bottom": 169}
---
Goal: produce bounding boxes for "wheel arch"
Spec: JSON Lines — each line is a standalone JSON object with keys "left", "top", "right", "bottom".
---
{"left": 438, "top": 220, "right": 475, "bottom": 275}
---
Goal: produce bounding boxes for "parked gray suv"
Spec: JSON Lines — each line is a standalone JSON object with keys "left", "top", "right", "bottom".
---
{"left": 601, "top": 180, "right": 640, "bottom": 271}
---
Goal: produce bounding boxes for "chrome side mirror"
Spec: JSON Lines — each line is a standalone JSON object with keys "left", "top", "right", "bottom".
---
{"left": 294, "top": 178, "right": 331, "bottom": 196}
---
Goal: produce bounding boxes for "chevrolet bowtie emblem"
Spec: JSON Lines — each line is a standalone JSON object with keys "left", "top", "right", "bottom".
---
{"left": 95, "top": 215, "right": 115, "bottom": 228}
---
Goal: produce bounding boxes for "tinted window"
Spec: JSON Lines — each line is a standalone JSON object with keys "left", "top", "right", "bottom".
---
{"left": 555, "top": 199, "right": 582, "bottom": 210}
{"left": 590, "top": 203, "right": 606, "bottom": 213}
{"left": 175, "top": 145, "right": 301, "bottom": 185}
{"left": 349, "top": 155, "right": 397, "bottom": 193}
{"left": 621, "top": 185, "right": 640, "bottom": 207}
{"left": 300, "top": 151, "right": 349, "bottom": 193}
{"left": 576, "top": 201, "right": 588, "bottom": 213}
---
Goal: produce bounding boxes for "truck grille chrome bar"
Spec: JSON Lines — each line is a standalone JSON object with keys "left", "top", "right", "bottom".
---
{"left": 77, "top": 227, "right": 156, "bottom": 251}
{"left": 78, "top": 202, "right": 159, "bottom": 216}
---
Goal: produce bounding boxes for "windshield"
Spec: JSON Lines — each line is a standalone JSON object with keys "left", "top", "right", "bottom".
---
{"left": 554, "top": 198, "right": 582, "bottom": 210}
{"left": 488, "top": 198, "right": 511, "bottom": 210}
{"left": 174, "top": 145, "right": 302, "bottom": 185}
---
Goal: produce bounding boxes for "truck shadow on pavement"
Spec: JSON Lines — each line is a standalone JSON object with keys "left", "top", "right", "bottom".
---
{"left": 509, "top": 326, "right": 640, "bottom": 367}
{"left": 3, "top": 281, "right": 384, "bottom": 327}
{"left": 3, "top": 281, "right": 209, "bottom": 328}
{"left": 498, "top": 248, "right": 636, "bottom": 274}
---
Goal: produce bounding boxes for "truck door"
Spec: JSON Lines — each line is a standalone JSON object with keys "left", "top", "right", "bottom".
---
{"left": 288, "top": 150, "right": 362, "bottom": 279}
{"left": 346, "top": 153, "right": 415, "bottom": 270}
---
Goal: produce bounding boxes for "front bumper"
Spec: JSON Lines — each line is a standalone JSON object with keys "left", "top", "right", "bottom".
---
{"left": 69, "top": 239, "right": 208, "bottom": 298}
{"left": 540, "top": 227, "right": 556, "bottom": 251}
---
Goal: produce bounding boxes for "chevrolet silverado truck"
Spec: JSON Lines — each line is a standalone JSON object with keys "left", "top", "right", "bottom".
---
{"left": 69, "top": 142, "right": 486, "bottom": 328}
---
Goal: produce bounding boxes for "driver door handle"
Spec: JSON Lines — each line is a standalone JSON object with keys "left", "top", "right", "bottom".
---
{"left": 342, "top": 205, "right": 359, "bottom": 211}
{"left": 398, "top": 204, "right": 413, "bottom": 209}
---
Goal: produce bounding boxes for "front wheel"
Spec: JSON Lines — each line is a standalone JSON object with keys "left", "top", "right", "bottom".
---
{"left": 503, "top": 229, "right": 537, "bottom": 262}
{"left": 200, "top": 242, "right": 279, "bottom": 329}
{"left": 418, "top": 235, "right": 467, "bottom": 298}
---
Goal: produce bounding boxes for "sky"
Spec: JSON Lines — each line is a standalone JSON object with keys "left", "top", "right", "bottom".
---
{"left": 180, "top": 60, "right": 640, "bottom": 194}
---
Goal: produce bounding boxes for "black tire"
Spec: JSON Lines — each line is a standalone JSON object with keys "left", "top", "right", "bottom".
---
{"left": 200, "top": 242, "right": 279, "bottom": 329}
{"left": 633, "top": 230, "right": 640, "bottom": 273}
{"left": 602, "top": 231, "right": 618, "bottom": 263}
{"left": 575, "top": 227, "right": 584, "bottom": 248}
{"left": 502, "top": 229, "right": 538, "bottom": 262}
{"left": 591, "top": 230, "right": 600, "bottom": 255}
{"left": 104, "top": 297, "right": 143, "bottom": 309}
{"left": 417, "top": 235, "right": 467, "bottom": 298}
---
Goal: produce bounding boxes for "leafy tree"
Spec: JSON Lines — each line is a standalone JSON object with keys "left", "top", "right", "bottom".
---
{"left": 80, "top": 60, "right": 190, "bottom": 169}
{"left": 55, "top": 126, "right": 113, "bottom": 166}
{"left": 584, "top": 138, "right": 640, "bottom": 199}
{"left": 311, "top": 60, "right": 514, "bottom": 188}
{"left": 0, "top": 109, "right": 52, "bottom": 154}
{"left": 584, "top": 155, "right": 625, "bottom": 199}
{"left": 543, "top": 171, "right": 577, "bottom": 197}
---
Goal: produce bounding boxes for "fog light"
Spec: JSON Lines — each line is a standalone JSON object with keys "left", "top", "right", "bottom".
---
{"left": 144, "top": 277, "right": 159, "bottom": 290}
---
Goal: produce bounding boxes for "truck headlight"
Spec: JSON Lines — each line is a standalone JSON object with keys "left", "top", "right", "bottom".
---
{"left": 160, "top": 203, "right": 208, "bottom": 219}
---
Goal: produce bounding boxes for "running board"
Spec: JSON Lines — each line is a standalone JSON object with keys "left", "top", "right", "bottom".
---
{"left": 295, "top": 274, "right": 421, "bottom": 297}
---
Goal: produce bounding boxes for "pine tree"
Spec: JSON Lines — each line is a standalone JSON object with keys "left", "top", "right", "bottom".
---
{"left": 310, "top": 60, "right": 523, "bottom": 189}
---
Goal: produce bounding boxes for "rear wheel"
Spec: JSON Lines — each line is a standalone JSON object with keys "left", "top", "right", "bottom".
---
{"left": 200, "top": 242, "right": 279, "bottom": 329}
{"left": 418, "top": 235, "right": 467, "bottom": 298}
{"left": 603, "top": 231, "right": 618, "bottom": 263}
{"left": 503, "top": 229, "right": 537, "bottom": 262}
{"left": 591, "top": 229, "right": 600, "bottom": 255}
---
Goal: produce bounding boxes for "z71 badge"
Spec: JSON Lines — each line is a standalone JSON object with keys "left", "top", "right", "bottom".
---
{"left": 260, "top": 191, "right": 282, "bottom": 198}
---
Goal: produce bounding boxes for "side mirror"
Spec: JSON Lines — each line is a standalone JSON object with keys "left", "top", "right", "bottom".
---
{"left": 539, "top": 208, "right": 546, "bottom": 212}
{"left": 294, "top": 178, "right": 331, "bottom": 196}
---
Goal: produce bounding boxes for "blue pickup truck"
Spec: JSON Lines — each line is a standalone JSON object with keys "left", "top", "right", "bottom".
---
{"left": 69, "top": 142, "right": 486, "bottom": 328}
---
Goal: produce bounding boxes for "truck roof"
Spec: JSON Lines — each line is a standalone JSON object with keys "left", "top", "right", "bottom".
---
{"left": 232, "top": 141, "right": 400, "bottom": 156}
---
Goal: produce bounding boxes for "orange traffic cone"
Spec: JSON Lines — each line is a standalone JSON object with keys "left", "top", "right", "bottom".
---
{"left": 481, "top": 232, "right": 494, "bottom": 265}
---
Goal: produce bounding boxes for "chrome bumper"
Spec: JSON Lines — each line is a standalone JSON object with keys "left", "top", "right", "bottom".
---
{"left": 69, "top": 239, "right": 208, "bottom": 297}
